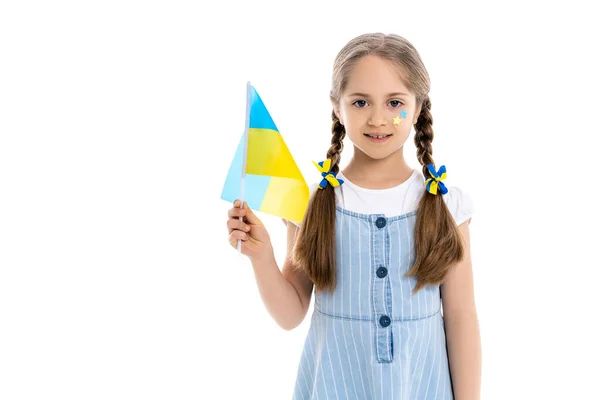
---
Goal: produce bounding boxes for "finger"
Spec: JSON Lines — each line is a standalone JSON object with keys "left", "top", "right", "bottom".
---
{"left": 228, "top": 206, "right": 247, "bottom": 219}
{"left": 227, "top": 218, "right": 251, "bottom": 234}
{"left": 240, "top": 202, "right": 262, "bottom": 225}
{"left": 228, "top": 230, "right": 248, "bottom": 247}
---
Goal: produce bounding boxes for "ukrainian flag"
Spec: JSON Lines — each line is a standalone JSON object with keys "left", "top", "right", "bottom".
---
{"left": 220, "top": 84, "right": 309, "bottom": 224}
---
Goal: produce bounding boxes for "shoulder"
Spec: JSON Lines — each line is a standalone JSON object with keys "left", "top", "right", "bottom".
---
{"left": 442, "top": 185, "right": 475, "bottom": 226}
{"left": 412, "top": 169, "right": 474, "bottom": 226}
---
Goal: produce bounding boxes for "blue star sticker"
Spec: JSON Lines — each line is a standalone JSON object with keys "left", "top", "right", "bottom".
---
{"left": 400, "top": 110, "right": 408, "bottom": 119}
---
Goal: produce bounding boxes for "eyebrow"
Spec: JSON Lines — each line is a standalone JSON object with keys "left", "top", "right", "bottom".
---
{"left": 347, "top": 92, "right": 409, "bottom": 97}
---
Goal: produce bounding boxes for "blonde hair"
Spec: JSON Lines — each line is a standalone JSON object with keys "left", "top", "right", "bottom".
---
{"left": 292, "top": 33, "right": 464, "bottom": 295}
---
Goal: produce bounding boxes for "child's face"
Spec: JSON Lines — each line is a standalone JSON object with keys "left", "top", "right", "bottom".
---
{"left": 334, "top": 55, "right": 421, "bottom": 161}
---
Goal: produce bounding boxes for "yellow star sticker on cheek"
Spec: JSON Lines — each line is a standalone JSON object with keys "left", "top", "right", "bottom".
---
{"left": 392, "top": 115, "right": 401, "bottom": 125}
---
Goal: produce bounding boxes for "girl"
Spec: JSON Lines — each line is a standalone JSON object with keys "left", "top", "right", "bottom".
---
{"left": 226, "top": 33, "right": 481, "bottom": 400}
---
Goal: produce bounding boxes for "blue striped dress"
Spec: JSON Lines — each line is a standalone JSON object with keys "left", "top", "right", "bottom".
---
{"left": 292, "top": 206, "right": 454, "bottom": 399}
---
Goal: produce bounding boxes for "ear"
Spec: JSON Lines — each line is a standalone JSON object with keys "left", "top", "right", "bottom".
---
{"left": 413, "top": 103, "right": 422, "bottom": 125}
{"left": 330, "top": 98, "right": 343, "bottom": 125}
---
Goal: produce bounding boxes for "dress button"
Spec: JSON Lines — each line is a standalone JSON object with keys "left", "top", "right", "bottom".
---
{"left": 379, "top": 315, "right": 391, "bottom": 327}
{"left": 376, "top": 266, "right": 388, "bottom": 278}
{"left": 375, "top": 217, "right": 387, "bottom": 228}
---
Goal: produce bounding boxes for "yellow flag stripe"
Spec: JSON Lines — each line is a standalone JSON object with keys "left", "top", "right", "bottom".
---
{"left": 260, "top": 176, "right": 309, "bottom": 224}
{"left": 246, "top": 128, "right": 304, "bottom": 180}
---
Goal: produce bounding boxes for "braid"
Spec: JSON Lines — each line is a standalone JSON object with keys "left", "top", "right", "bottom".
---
{"left": 327, "top": 111, "right": 346, "bottom": 174}
{"left": 414, "top": 96, "right": 434, "bottom": 175}
{"left": 408, "top": 95, "right": 465, "bottom": 294}
{"left": 291, "top": 109, "right": 346, "bottom": 295}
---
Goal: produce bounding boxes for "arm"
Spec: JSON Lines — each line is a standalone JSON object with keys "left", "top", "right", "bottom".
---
{"left": 250, "top": 220, "right": 314, "bottom": 331}
{"left": 441, "top": 220, "right": 482, "bottom": 400}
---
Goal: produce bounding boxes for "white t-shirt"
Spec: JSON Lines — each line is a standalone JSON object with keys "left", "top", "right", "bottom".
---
{"left": 291, "top": 168, "right": 474, "bottom": 227}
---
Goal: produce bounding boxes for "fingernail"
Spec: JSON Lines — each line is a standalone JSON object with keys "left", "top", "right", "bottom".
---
{"left": 245, "top": 225, "right": 250, "bottom": 231}
{"left": 234, "top": 200, "right": 239, "bottom": 206}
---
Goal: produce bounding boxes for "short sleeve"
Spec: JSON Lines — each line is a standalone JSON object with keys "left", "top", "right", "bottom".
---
{"left": 287, "top": 182, "right": 320, "bottom": 228}
{"left": 443, "top": 186, "right": 474, "bottom": 226}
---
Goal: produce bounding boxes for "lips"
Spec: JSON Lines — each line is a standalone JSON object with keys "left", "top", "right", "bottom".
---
{"left": 364, "top": 133, "right": 392, "bottom": 139}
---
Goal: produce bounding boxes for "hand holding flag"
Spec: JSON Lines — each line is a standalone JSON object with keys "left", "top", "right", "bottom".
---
{"left": 221, "top": 82, "right": 309, "bottom": 253}
{"left": 226, "top": 200, "right": 273, "bottom": 260}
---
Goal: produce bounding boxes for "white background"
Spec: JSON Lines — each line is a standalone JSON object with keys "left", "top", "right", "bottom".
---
{"left": 1, "top": 0, "right": 599, "bottom": 399}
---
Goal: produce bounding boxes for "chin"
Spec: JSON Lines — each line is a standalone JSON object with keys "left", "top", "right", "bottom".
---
{"left": 355, "top": 140, "right": 406, "bottom": 160}
{"left": 356, "top": 147, "right": 403, "bottom": 161}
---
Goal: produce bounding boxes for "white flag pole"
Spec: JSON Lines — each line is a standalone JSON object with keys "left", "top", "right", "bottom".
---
{"left": 238, "top": 81, "right": 252, "bottom": 254}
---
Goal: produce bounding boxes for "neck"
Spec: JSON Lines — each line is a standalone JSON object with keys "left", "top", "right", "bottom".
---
{"left": 342, "top": 147, "right": 414, "bottom": 189}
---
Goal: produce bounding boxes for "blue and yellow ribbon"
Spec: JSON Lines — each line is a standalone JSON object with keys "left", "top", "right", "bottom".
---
{"left": 313, "top": 159, "right": 344, "bottom": 189}
{"left": 425, "top": 164, "right": 448, "bottom": 195}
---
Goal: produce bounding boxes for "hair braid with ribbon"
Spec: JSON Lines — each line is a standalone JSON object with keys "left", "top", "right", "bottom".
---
{"left": 312, "top": 113, "right": 346, "bottom": 190}
{"left": 407, "top": 96, "right": 465, "bottom": 293}
{"left": 291, "top": 110, "right": 345, "bottom": 294}
{"left": 326, "top": 112, "right": 345, "bottom": 175}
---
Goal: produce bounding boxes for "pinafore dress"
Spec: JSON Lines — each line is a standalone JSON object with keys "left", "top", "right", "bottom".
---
{"left": 292, "top": 206, "right": 454, "bottom": 399}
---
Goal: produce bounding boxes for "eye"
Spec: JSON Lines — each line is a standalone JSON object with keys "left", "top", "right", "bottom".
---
{"left": 389, "top": 100, "right": 403, "bottom": 108}
{"left": 352, "top": 100, "right": 368, "bottom": 108}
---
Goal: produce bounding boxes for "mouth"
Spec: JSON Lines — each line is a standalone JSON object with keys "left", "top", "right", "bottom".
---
{"left": 364, "top": 133, "right": 393, "bottom": 142}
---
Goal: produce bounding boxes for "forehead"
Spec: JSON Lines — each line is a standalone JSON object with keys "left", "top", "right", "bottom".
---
{"left": 344, "top": 55, "right": 412, "bottom": 97}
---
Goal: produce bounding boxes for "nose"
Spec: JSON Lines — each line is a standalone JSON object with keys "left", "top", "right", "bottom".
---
{"left": 368, "top": 107, "right": 387, "bottom": 127}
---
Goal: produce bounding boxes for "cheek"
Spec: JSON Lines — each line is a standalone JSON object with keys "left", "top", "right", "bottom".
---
{"left": 340, "top": 110, "right": 356, "bottom": 126}
{"left": 340, "top": 105, "right": 353, "bottom": 119}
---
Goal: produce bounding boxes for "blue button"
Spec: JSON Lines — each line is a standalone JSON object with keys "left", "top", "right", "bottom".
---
{"left": 379, "top": 315, "right": 391, "bottom": 327}
{"left": 375, "top": 217, "right": 386, "bottom": 228}
{"left": 376, "top": 266, "right": 388, "bottom": 278}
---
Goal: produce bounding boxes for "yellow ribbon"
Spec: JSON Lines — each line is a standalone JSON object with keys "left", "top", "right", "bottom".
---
{"left": 312, "top": 159, "right": 344, "bottom": 189}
